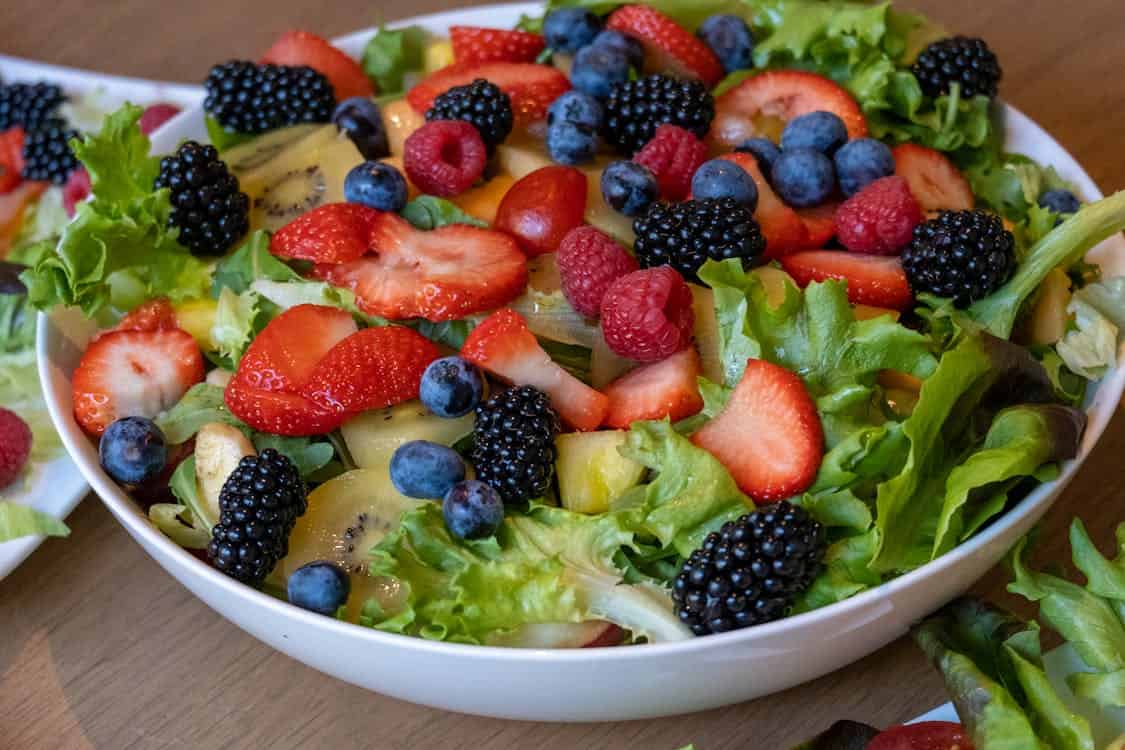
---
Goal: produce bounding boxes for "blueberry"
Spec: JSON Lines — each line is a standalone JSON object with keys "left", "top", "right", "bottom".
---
{"left": 780, "top": 111, "right": 849, "bottom": 155}
{"left": 344, "top": 161, "right": 409, "bottom": 212}
{"left": 591, "top": 29, "right": 644, "bottom": 71}
{"left": 543, "top": 8, "right": 603, "bottom": 54}
{"left": 332, "top": 97, "right": 389, "bottom": 160}
{"left": 420, "top": 356, "right": 485, "bottom": 418}
{"left": 548, "top": 120, "right": 599, "bottom": 165}
{"left": 99, "top": 417, "right": 167, "bottom": 485}
{"left": 736, "top": 137, "right": 781, "bottom": 174}
{"left": 696, "top": 15, "right": 755, "bottom": 74}
{"left": 390, "top": 440, "right": 467, "bottom": 499}
{"left": 601, "top": 160, "right": 658, "bottom": 217}
{"left": 571, "top": 45, "right": 631, "bottom": 100}
{"left": 834, "top": 138, "right": 895, "bottom": 196}
{"left": 443, "top": 480, "right": 504, "bottom": 541}
{"left": 548, "top": 90, "right": 604, "bottom": 130}
{"left": 691, "top": 159, "right": 759, "bottom": 211}
{"left": 287, "top": 561, "right": 351, "bottom": 616}
{"left": 1039, "top": 188, "right": 1082, "bottom": 215}
{"left": 771, "top": 148, "right": 836, "bottom": 208}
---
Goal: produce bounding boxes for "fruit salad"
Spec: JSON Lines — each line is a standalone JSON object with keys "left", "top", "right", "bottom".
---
{"left": 19, "top": 0, "right": 1125, "bottom": 647}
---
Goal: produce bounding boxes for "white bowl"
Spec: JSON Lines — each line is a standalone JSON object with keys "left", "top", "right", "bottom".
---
{"left": 39, "top": 2, "right": 1125, "bottom": 721}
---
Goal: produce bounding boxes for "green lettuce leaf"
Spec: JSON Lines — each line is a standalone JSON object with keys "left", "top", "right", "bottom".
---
{"left": 148, "top": 503, "right": 211, "bottom": 548}
{"left": 211, "top": 287, "right": 257, "bottom": 365}
{"left": 211, "top": 230, "right": 300, "bottom": 295}
{"left": 362, "top": 26, "right": 427, "bottom": 97}
{"left": 1056, "top": 277, "right": 1125, "bottom": 380}
{"left": 968, "top": 154, "right": 1074, "bottom": 225}
{"left": 0, "top": 502, "right": 70, "bottom": 543}
{"left": 401, "top": 196, "right": 488, "bottom": 230}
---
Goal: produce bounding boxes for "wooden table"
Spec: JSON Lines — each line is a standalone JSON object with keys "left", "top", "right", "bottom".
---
{"left": 3, "top": 1, "right": 1125, "bottom": 747}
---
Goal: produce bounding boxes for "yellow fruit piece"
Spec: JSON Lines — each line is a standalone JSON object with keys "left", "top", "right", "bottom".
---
{"left": 451, "top": 174, "right": 516, "bottom": 223}
{"left": 425, "top": 40, "right": 454, "bottom": 73}
{"left": 381, "top": 156, "right": 420, "bottom": 200}
{"left": 174, "top": 298, "right": 218, "bottom": 349}
{"left": 691, "top": 285, "right": 723, "bottom": 384}
{"left": 383, "top": 98, "right": 426, "bottom": 156}
{"left": 556, "top": 431, "right": 645, "bottom": 514}
{"left": 853, "top": 304, "right": 901, "bottom": 322}
{"left": 341, "top": 401, "right": 475, "bottom": 475}
{"left": 1024, "top": 268, "right": 1072, "bottom": 346}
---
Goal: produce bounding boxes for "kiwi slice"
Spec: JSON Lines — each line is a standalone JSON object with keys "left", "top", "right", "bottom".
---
{"left": 340, "top": 401, "right": 475, "bottom": 475}
{"left": 223, "top": 124, "right": 321, "bottom": 174}
{"left": 251, "top": 165, "right": 331, "bottom": 232}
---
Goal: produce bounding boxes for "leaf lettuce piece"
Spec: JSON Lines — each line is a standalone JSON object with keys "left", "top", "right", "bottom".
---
{"left": 0, "top": 502, "right": 70, "bottom": 543}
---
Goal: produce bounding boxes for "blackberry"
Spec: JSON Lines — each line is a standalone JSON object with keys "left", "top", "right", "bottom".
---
{"left": 633, "top": 198, "right": 765, "bottom": 281}
{"left": 0, "top": 81, "right": 65, "bottom": 131}
{"left": 913, "top": 36, "right": 1002, "bottom": 100}
{"left": 471, "top": 386, "right": 561, "bottom": 505}
{"left": 673, "top": 501, "right": 825, "bottom": 636}
{"left": 21, "top": 119, "right": 80, "bottom": 185}
{"left": 154, "top": 140, "right": 250, "bottom": 256}
{"left": 426, "top": 79, "right": 513, "bottom": 154}
{"left": 603, "top": 74, "right": 714, "bottom": 155}
{"left": 902, "top": 210, "right": 1016, "bottom": 308}
{"left": 203, "top": 61, "right": 335, "bottom": 135}
{"left": 208, "top": 449, "right": 307, "bottom": 588}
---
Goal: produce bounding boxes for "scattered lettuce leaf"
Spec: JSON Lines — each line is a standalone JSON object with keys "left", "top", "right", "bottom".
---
{"left": 165, "top": 455, "right": 216, "bottom": 538}
{"left": 362, "top": 26, "right": 427, "bottom": 96}
{"left": 401, "top": 196, "right": 488, "bottom": 230}
{"left": 148, "top": 503, "right": 210, "bottom": 548}
{"left": 211, "top": 230, "right": 300, "bottom": 295}
{"left": 1055, "top": 277, "right": 1125, "bottom": 380}
{"left": 411, "top": 318, "right": 478, "bottom": 349}
{"left": 251, "top": 434, "right": 334, "bottom": 479}
{"left": 156, "top": 383, "right": 242, "bottom": 444}
{"left": 968, "top": 154, "right": 1074, "bottom": 224}
{"left": 0, "top": 291, "right": 62, "bottom": 472}
{"left": 793, "top": 529, "right": 880, "bottom": 612}
{"left": 0, "top": 502, "right": 69, "bottom": 543}
{"left": 210, "top": 287, "right": 258, "bottom": 365}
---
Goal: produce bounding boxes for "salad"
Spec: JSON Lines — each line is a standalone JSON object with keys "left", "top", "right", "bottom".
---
{"left": 19, "top": 0, "right": 1125, "bottom": 648}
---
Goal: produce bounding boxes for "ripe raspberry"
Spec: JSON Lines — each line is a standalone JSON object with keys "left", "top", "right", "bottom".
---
{"left": 834, "top": 176, "right": 923, "bottom": 256}
{"left": 632, "top": 124, "right": 708, "bottom": 202}
{"left": 403, "top": 120, "right": 487, "bottom": 197}
{"left": 0, "top": 407, "right": 32, "bottom": 488}
{"left": 557, "top": 226, "right": 639, "bottom": 317}
{"left": 600, "top": 266, "right": 694, "bottom": 362}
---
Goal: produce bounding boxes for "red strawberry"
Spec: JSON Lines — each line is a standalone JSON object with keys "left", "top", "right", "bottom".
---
{"left": 796, "top": 202, "right": 839, "bottom": 249}
{"left": 72, "top": 329, "right": 205, "bottom": 436}
{"left": 114, "top": 298, "right": 178, "bottom": 333}
{"left": 261, "top": 30, "right": 374, "bottom": 99}
{"left": 494, "top": 165, "right": 588, "bottom": 257}
{"left": 138, "top": 103, "right": 181, "bottom": 135}
{"left": 606, "top": 5, "right": 723, "bottom": 87}
{"left": 0, "top": 127, "right": 26, "bottom": 194}
{"left": 407, "top": 63, "right": 570, "bottom": 126}
{"left": 892, "top": 143, "right": 974, "bottom": 212}
{"left": 692, "top": 358, "right": 823, "bottom": 503}
{"left": 557, "top": 226, "right": 638, "bottom": 317}
{"left": 717, "top": 152, "right": 808, "bottom": 258}
{"left": 710, "top": 70, "right": 867, "bottom": 150}
{"left": 633, "top": 124, "right": 708, "bottom": 202}
{"left": 0, "top": 181, "right": 47, "bottom": 256}
{"left": 270, "top": 203, "right": 381, "bottom": 265}
{"left": 300, "top": 326, "right": 440, "bottom": 414}
{"left": 451, "top": 26, "right": 546, "bottom": 65}
{"left": 225, "top": 379, "right": 342, "bottom": 437}
{"left": 600, "top": 266, "right": 695, "bottom": 362}
{"left": 780, "top": 250, "right": 913, "bottom": 310}
{"left": 462, "top": 309, "right": 608, "bottom": 431}
{"left": 62, "top": 166, "right": 91, "bottom": 217}
{"left": 0, "top": 407, "right": 32, "bottom": 489}
{"left": 318, "top": 213, "right": 527, "bottom": 322}
{"left": 835, "top": 176, "right": 923, "bottom": 255}
{"left": 602, "top": 347, "right": 703, "bottom": 429}
{"left": 234, "top": 304, "right": 358, "bottom": 393}
{"left": 403, "top": 120, "right": 487, "bottom": 198}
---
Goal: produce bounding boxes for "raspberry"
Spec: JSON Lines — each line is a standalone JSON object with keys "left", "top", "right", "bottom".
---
{"left": 632, "top": 124, "right": 708, "bottom": 202}
{"left": 0, "top": 407, "right": 32, "bottom": 489}
{"left": 557, "top": 226, "right": 639, "bottom": 317}
{"left": 403, "top": 120, "right": 487, "bottom": 197}
{"left": 600, "top": 267, "right": 694, "bottom": 362}
{"left": 834, "top": 176, "right": 923, "bottom": 256}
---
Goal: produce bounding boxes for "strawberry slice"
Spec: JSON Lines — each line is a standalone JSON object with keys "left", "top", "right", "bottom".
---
{"left": 780, "top": 250, "right": 913, "bottom": 310}
{"left": 225, "top": 379, "right": 343, "bottom": 437}
{"left": 0, "top": 127, "right": 26, "bottom": 194}
{"left": 270, "top": 203, "right": 381, "bottom": 265}
{"left": 62, "top": 166, "right": 91, "bottom": 217}
{"left": 300, "top": 326, "right": 440, "bottom": 415}
{"left": 318, "top": 213, "right": 528, "bottom": 322}
{"left": 602, "top": 347, "right": 703, "bottom": 429}
{"left": 407, "top": 63, "right": 570, "bottom": 126}
{"left": 892, "top": 143, "right": 974, "bottom": 212}
{"left": 451, "top": 26, "right": 546, "bottom": 65}
{"left": 710, "top": 70, "right": 867, "bottom": 150}
{"left": 717, "top": 152, "right": 808, "bottom": 258}
{"left": 234, "top": 304, "right": 358, "bottom": 393}
{"left": 796, "top": 202, "right": 839, "bottom": 249}
{"left": 462, "top": 309, "right": 608, "bottom": 431}
{"left": 261, "top": 30, "right": 374, "bottom": 100}
{"left": 606, "top": 5, "right": 723, "bottom": 87}
{"left": 72, "top": 329, "right": 205, "bottom": 437}
{"left": 691, "top": 358, "right": 823, "bottom": 503}
{"left": 114, "top": 298, "right": 178, "bottom": 333}
{"left": 0, "top": 180, "right": 49, "bottom": 257}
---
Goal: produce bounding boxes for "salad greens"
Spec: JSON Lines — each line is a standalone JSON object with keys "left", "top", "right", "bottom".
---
{"left": 0, "top": 502, "right": 70, "bottom": 544}
{"left": 362, "top": 25, "right": 428, "bottom": 98}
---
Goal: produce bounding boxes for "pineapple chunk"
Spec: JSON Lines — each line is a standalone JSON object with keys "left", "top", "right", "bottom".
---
{"left": 556, "top": 431, "right": 645, "bottom": 515}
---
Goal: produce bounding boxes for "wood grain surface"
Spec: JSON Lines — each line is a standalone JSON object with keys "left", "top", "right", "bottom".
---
{"left": 3, "top": 1, "right": 1125, "bottom": 748}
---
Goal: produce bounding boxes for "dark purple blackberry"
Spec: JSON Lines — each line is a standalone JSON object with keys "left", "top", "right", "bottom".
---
{"left": 633, "top": 197, "right": 765, "bottom": 281}
{"left": 471, "top": 386, "right": 561, "bottom": 505}
{"left": 602, "top": 74, "right": 714, "bottom": 155}
{"left": 912, "top": 36, "right": 1002, "bottom": 100}
{"left": 20, "top": 119, "right": 80, "bottom": 185}
{"left": 426, "top": 79, "right": 513, "bottom": 154}
{"left": 203, "top": 61, "right": 335, "bottom": 135}
{"left": 672, "top": 501, "right": 826, "bottom": 636}
{"left": 0, "top": 81, "right": 65, "bottom": 131}
{"left": 208, "top": 449, "right": 308, "bottom": 588}
{"left": 902, "top": 210, "right": 1016, "bottom": 308}
{"left": 154, "top": 140, "right": 250, "bottom": 256}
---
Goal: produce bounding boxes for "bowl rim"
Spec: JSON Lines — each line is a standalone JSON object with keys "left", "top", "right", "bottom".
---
{"left": 39, "top": 0, "right": 1125, "bottom": 663}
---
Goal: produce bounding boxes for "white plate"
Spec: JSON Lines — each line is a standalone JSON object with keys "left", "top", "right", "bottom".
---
{"left": 39, "top": 2, "right": 1125, "bottom": 721}
{"left": 0, "top": 58, "right": 202, "bottom": 581}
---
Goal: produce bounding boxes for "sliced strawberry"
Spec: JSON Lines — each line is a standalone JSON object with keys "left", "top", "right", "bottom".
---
{"left": 718, "top": 152, "right": 807, "bottom": 258}
{"left": 0, "top": 180, "right": 48, "bottom": 257}
{"left": 796, "top": 202, "right": 839, "bottom": 249}
{"left": 300, "top": 326, "right": 440, "bottom": 415}
{"left": 115, "top": 298, "right": 178, "bottom": 333}
{"left": 318, "top": 213, "right": 527, "bottom": 322}
{"left": 451, "top": 26, "right": 546, "bottom": 65}
{"left": 62, "top": 166, "right": 91, "bottom": 217}
{"left": 225, "top": 379, "right": 342, "bottom": 437}
{"left": 270, "top": 203, "right": 381, "bottom": 265}
{"left": 261, "top": 30, "right": 375, "bottom": 99}
{"left": 602, "top": 347, "right": 703, "bottom": 429}
{"left": 72, "top": 329, "right": 205, "bottom": 437}
{"left": 461, "top": 309, "right": 608, "bottom": 431}
{"left": 234, "top": 304, "right": 357, "bottom": 393}
{"left": 780, "top": 250, "right": 913, "bottom": 310}
{"left": 892, "top": 143, "right": 975, "bottom": 212}
{"left": 0, "top": 127, "right": 26, "bottom": 194}
{"left": 606, "top": 5, "right": 723, "bottom": 87}
{"left": 691, "top": 358, "right": 823, "bottom": 503}
{"left": 407, "top": 63, "right": 570, "bottom": 126}
{"left": 710, "top": 70, "right": 867, "bottom": 150}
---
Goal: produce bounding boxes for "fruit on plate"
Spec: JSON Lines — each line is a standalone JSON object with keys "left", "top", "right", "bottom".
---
{"left": 633, "top": 124, "right": 709, "bottom": 202}
{"left": 381, "top": 98, "right": 427, "bottom": 156}
{"left": 892, "top": 143, "right": 975, "bottom": 212}
{"left": 781, "top": 250, "right": 914, "bottom": 311}
{"left": 193, "top": 422, "right": 256, "bottom": 528}
{"left": 605, "top": 5, "right": 723, "bottom": 86}
{"left": 234, "top": 305, "right": 357, "bottom": 394}
{"left": 716, "top": 152, "right": 808, "bottom": 257}
{"left": 449, "top": 172, "right": 516, "bottom": 223}
{"left": 260, "top": 30, "right": 374, "bottom": 100}
{"left": 557, "top": 225, "right": 638, "bottom": 318}
{"left": 471, "top": 384, "right": 561, "bottom": 504}
{"left": 632, "top": 197, "right": 766, "bottom": 281}
{"left": 834, "top": 176, "right": 923, "bottom": 255}
{"left": 692, "top": 359, "right": 824, "bottom": 502}
{"left": 0, "top": 126, "right": 26, "bottom": 194}
{"left": 342, "top": 401, "right": 475, "bottom": 474}
{"left": 270, "top": 202, "right": 380, "bottom": 264}
{"left": 450, "top": 26, "right": 546, "bottom": 65}
{"left": 556, "top": 431, "right": 645, "bottom": 514}
{"left": 494, "top": 165, "right": 588, "bottom": 256}
{"left": 601, "top": 347, "right": 704, "bottom": 428}
{"left": 600, "top": 266, "right": 695, "bottom": 362}
{"left": 0, "top": 407, "right": 33, "bottom": 489}
{"left": 1023, "top": 267, "right": 1072, "bottom": 345}
{"left": 902, "top": 210, "right": 1016, "bottom": 308}
{"left": 867, "top": 721, "right": 975, "bottom": 750}
{"left": 690, "top": 285, "right": 723, "bottom": 383}
{"left": 603, "top": 74, "right": 715, "bottom": 156}
{"left": 407, "top": 62, "right": 571, "bottom": 127}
